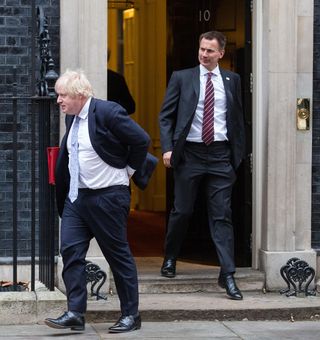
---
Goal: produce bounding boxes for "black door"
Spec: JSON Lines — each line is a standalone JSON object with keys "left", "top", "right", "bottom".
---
{"left": 166, "top": 0, "right": 252, "bottom": 266}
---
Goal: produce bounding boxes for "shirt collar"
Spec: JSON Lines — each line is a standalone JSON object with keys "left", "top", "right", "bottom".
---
{"left": 78, "top": 97, "right": 92, "bottom": 120}
{"left": 199, "top": 64, "right": 220, "bottom": 77}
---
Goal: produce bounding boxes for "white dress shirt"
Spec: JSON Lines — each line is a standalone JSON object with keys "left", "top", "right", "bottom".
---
{"left": 186, "top": 64, "right": 228, "bottom": 142}
{"left": 67, "top": 97, "right": 134, "bottom": 189}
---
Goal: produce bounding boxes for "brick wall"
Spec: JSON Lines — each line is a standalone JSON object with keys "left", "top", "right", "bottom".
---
{"left": 312, "top": 0, "right": 320, "bottom": 249}
{"left": 0, "top": 0, "right": 60, "bottom": 257}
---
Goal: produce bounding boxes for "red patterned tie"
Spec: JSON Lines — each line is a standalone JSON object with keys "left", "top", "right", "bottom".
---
{"left": 202, "top": 72, "right": 214, "bottom": 145}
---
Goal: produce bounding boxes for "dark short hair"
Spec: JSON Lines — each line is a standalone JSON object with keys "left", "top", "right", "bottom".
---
{"left": 199, "top": 31, "right": 227, "bottom": 50}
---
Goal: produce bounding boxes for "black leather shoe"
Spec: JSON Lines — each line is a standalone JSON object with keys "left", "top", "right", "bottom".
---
{"left": 161, "top": 258, "right": 176, "bottom": 278}
{"left": 109, "top": 313, "right": 141, "bottom": 333}
{"left": 218, "top": 273, "right": 243, "bottom": 300}
{"left": 44, "top": 311, "right": 85, "bottom": 331}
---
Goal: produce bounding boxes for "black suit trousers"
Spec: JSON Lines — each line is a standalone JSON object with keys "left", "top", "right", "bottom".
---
{"left": 60, "top": 185, "right": 138, "bottom": 315}
{"left": 165, "top": 142, "right": 236, "bottom": 274}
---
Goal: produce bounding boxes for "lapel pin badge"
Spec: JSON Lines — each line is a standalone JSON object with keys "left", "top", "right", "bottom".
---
{"left": 226, "top": 77, "right": 230, "bottom": 80}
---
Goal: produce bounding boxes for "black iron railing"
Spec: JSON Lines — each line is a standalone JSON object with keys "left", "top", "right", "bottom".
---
{"left": 36, "top": 5, "right": 59, "bottom": 291}
{"left": 0, "top": 88, "right": 59, "bottom": 292}
{"left": 0, "top": 85, "right": 59, "bottom": 292}
{"left": 0, "top": 4, "right": 59, "bottom": 292}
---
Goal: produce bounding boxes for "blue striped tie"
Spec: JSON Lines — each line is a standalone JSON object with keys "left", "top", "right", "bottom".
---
{"left": 69, "top": 116, "right": 81, "bottom": 202}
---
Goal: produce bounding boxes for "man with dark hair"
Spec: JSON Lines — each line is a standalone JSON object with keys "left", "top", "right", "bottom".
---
{"left": 159, "top": 31, "right": 245, "bottom": 300}
{"left": 107, "top": 49, "right": 136, "bottom": 115}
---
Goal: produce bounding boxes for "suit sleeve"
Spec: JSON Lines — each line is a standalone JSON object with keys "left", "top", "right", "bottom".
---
{"left": 106, "top": 105, "right": 150, "bottom": 170}
{"left": 159, "top": 71, "right": 180, "bottom": 153}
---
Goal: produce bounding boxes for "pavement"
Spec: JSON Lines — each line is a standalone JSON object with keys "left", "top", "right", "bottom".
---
{"left": 1, "top": 320, "right": 320, "bottom": 339}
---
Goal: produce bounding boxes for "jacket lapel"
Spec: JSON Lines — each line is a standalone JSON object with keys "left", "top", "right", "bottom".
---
{"left": 65, "top": 115, "right": 74, "bottom": 133}
{"left": 192, "top": 66, "right": 200, "bottom": 99}
{"left": 88, "top": 97, "right": 97, "bottom": 143}
{"left": 183, "top": 66, "right": 200, "bottom": 127}
{"left": 60, "top": 115, "right": 74, "bottom": 152}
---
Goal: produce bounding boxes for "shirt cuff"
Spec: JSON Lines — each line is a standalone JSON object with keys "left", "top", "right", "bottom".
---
{"left": 126, "top": 165, "right": 136, "bottom": 178}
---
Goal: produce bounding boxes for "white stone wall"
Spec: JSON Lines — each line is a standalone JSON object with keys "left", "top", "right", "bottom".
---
{"left": 253, "top": 0, "right": 316, "bottom": 289}
{"left": 59, "top": 0, "right": 108, "bottom": 142}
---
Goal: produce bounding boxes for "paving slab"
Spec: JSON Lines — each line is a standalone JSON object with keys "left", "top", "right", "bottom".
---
{"left": 0, "top": 324, "right": 99, "bottom": 340}
{"left": 92, "top": 321, "right": 238, "bottom": 339}
{"left": 224, "top": 320, "right": 320, "bottom": 340}
{"left": 2, "top": 321, "right": 320, "bottom": 339}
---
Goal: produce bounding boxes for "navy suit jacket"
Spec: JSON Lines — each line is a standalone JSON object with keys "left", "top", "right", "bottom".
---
{"left": 55, "top": 98, "right": 157, "bottom": 217}
{"left": 159, "top": 66, "right": 245, "bottom": 169}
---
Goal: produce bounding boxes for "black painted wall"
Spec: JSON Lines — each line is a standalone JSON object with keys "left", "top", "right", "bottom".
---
{"left": 0, "top": 0, "right": 60, "bottom": 257}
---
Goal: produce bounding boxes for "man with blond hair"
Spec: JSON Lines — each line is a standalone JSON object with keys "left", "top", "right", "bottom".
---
{"left": 44, "top": 70, "right": 156, "bottom": 333}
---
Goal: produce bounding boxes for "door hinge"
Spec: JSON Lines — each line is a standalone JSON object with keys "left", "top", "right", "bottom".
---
{"left": 250, "top": 72, "right": 253, "bottom": 94}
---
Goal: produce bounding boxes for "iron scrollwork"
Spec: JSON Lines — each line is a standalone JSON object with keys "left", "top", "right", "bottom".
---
{"left": 279, "top": 257, "right": 316, "bottom": 297}
{"left": 36, "top": 6, "right": 58, "bottom": 97}
{"left": 85, "top": 261, "right": 107, "bottom": 300}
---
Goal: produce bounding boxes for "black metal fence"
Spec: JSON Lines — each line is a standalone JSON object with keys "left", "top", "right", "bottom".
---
{"left": 0, "top": 88, "right": 59, "bottom": 292}
{"left": 0, "top": 5, "right": 59, "bottom": 292}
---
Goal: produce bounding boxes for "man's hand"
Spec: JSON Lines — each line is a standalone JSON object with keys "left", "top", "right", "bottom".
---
{"left": 163, "top": 151, "right": 172, "bottom": 168}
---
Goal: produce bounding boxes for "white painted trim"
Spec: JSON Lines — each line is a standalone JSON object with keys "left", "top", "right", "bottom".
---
{"left": 252, "top": 0, "right": 264, "bottom": 269}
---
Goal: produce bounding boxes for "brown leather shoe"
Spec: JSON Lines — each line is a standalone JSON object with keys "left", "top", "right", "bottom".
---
{"left": 161, "top": 258, "right": 176, "bottom": 278}
{"left": 218, "top": 273, "right": 243, "bottom": 300}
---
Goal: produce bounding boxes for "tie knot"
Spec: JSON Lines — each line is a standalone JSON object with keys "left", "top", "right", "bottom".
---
{"left": 207, "top": 72, "right": 213, "bottom": 79}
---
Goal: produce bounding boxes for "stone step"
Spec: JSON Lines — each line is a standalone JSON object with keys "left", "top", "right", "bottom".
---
{"left": 136, "top": 267, "right": 265, "bottom": 294}
{"left": 109, "top": 258, "right": 265, "bottom": 294}
{"left": 86, "top": 257, "right": 320, "bottom": 322}
{"left": 86, "top": 291, "right": 320, "bottom": 322}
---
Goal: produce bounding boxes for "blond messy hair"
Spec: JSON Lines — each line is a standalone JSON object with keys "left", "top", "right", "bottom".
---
{"left": 55, "top": 69, "right": 94, "bottom": 98}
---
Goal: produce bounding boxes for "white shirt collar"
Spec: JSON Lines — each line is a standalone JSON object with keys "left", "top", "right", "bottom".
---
{"left": 199, "top": 64, "right": 221, "bottom": 77}
{"left": 78, "top": 97, "right": 92, "bottom": 120}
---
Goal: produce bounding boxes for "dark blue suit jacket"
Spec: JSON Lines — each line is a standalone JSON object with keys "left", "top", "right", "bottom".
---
{"left": 55, "top": 98, "right": 157, "bottom": 217}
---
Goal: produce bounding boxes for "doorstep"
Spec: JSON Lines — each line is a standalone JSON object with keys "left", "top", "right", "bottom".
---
{"left": 87, "top": 257, "right": 320, "bottom": 322}
{"left": 86, "top": 291, "right": 320, "bottom": 322}
{"left": 0, "top": 281, "right": 66, "bottom": 325}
